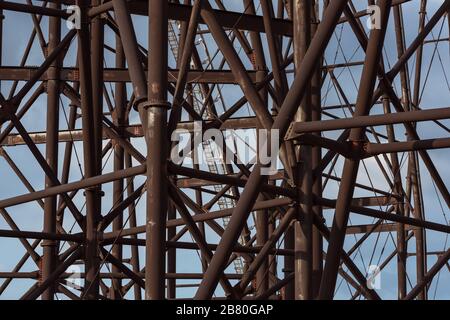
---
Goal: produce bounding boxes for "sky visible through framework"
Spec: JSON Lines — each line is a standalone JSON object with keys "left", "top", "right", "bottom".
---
{"left": 0, "top": 0, "right": 449, "bottom": 299}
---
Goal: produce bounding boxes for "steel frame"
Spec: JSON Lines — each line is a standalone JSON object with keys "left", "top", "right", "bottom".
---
{"left": 0, "top": 0, "right": 449, "bottom": 300}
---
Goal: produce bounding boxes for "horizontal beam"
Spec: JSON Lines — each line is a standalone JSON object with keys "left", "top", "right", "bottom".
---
{"left": 103, "top": 238, "right": 294, "bottom": 256}
{"left": 346, "top": 223, "right": 415, "bottom": 235}
{"left": 0, "top": 229, "right": 82, "bottom": 242}
{"left": 0, "top": 272, "right": 243, "bottom": 280}
{"left": 364, "top": 137, "right": 450, "bottom": 156}
{"left": 290, "top": 106, "right": 450, "bottom": 134}
{"left": 0, "top": 67, "right": 256, "bottom": 84}
{"left": 0, "top": 116, "right": 264, "bottom": 146}
{"left": 88, "top": 0, "right": 410, "bottom": 37}
{"left": 0, "top": 165, "right": 146, "bottom": 208}
{"left": 0, "top": 1, "right": 68, "bottom": 17}
{"left": 93, "top": 1, "right": 295, "bottom": 36}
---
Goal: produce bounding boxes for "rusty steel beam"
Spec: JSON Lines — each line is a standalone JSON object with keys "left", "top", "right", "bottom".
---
{"left": 0, "top": 0, "right": 448, "bottom": 301}
{"left": 144, "top": 0, "right": 169, "bottom": 300}
{"left": 1, "top": 116, "right": 269, "bottom": 146}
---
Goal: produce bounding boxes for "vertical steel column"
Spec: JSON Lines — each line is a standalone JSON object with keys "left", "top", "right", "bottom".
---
{"left": 319, "top": 0, "right": 392, "bottom": 300}
{"left": 145, "top": 0, "right": 169, "bottom": 300}
{"left": 89, "top": 0, "right": 104, "bottom": 299}
{"left": 410, "top": 0, "right": 428, "bottom": 299}
{"left": 91, "top": 0, "right": 104, "bottom": 184}
{"left": 77, "top": 0, "right": 100, "bottom": 300}
{"left": 293, "top": 0, "right": 313, "bottom": 300}
{"left": 41, "top": 1, "right": 61, "bottom": 300}
{"left": 392, "top": 4, "right": 411, "bottom": 299}
{"left": 264, "top": 0, "right": 294, "bottom": 299}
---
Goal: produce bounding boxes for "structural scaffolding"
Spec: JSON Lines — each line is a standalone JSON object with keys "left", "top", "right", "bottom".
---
{"left": 0, "top": 0, "right": 449, "bottom": 300}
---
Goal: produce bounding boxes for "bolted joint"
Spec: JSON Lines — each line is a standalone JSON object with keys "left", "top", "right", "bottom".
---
{"left": 46, "top": 66, "right": 60, "bottom": 81}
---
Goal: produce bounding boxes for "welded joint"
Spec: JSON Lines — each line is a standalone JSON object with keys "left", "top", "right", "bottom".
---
{"left": 132, "top": 97, "right": 148, "bottom": 111}
{"left": 140, "top": 99, "right": 171, "bottom": 109}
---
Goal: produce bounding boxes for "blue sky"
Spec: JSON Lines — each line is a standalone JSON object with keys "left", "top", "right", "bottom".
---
{"left": 0, "top": 0, "right": 449, "bottom": 299}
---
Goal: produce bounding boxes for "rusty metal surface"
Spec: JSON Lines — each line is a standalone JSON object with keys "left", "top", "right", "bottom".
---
{"left": 0, "top": 0, "right": 449, "bottom": 300}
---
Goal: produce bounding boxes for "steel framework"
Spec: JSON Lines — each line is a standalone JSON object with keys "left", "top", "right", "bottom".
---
{"left": 0, "top": 0, "right": 449, "bottom": 300}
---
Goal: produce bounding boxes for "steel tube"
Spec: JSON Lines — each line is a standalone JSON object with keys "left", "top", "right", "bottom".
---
{"left": 145, "top": 0, "right": 169, "bottom": 300}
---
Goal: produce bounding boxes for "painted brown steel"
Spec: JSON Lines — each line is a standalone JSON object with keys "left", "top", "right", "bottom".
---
{"left": 293, "top": 0, "right": 313, "bottom": 300}
{"left": 0, "top": 0, "right": 448, "bottom": 301}
{"left": 41, "top": 2, "right": 61, "bottom": 300}
{"left": 76, "top": 0, "right": 100, "bottom": 300}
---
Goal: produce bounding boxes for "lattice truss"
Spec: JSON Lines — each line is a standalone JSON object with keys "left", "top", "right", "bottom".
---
{"left": 0, "top": 0, "right": 449, "bottom": 300}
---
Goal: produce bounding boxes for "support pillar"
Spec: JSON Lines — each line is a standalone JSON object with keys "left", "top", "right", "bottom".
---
{"left": 77, "top": 0, "right": 100, "bottom": 300}
{"left": 293, "top": 0, "right": 313, "bottom": 300}
{"left": 145, "top": 0, "right": 169, "bottom": 300}
{"left": 42, "top": 1, "right": 61, "bottom": 300}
